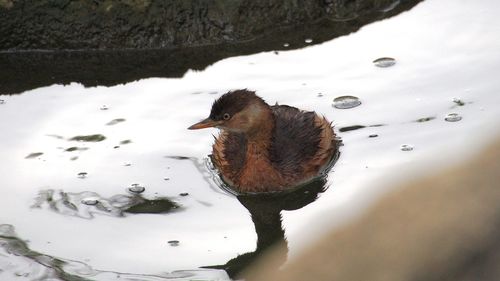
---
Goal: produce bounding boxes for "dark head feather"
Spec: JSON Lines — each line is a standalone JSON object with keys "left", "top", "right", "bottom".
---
{"left": 209, "top": 89, "right": 267, "bottom": 121}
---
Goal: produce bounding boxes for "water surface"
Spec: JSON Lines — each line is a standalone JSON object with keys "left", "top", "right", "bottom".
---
{"left": 1, "top": 0, "right": 500, "bottom": 279}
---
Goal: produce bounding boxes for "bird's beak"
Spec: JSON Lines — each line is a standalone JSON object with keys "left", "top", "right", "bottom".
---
{"left": 188, "top": 118, "right": 220, "bottom": 130}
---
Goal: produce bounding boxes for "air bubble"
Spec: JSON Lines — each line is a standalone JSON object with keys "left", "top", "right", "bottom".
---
{"left": 373, "top": 57, "right": 396, "bottom": 68}
{"left": 332, "top": 96, "right": 362, "bottom": 109}
{"left": 128, "top": 184, "right": 145, "bottom": 194}
{"left": 81, "top": 198, "right": 98, "bottom": 206}
{"left": 445, "top": 113, "right": 462, "bottom": 122}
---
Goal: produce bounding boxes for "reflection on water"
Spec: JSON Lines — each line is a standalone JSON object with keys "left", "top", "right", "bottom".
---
{"left": 207, "top": 176, "right": 329, "bottom": 279}
{"left": 32, "top": 189, "right": 180, "bottom": 219}
{"left": 206, "top": 147, "right": 340, "bottom": 278}
{"left": 0, "top": 0, "right": 424, "bottom": 95}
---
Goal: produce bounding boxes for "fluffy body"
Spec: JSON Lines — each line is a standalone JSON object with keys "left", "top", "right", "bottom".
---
{"left": 211, "top": 96, "right": 336, "bottom": 192}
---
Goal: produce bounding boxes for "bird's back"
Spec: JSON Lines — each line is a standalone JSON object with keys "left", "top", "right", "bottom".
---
{"left": 269, "top": 105, "right": 336, "bottom": 183}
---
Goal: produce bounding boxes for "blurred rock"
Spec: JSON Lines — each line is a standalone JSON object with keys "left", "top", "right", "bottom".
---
{"left": 247, "top": 137, "right": 500, "bottom": 281}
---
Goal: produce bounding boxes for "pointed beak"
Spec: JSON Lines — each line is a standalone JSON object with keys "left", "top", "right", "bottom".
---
{"left": 188, "top": 118, "right": 220, "bottom": 130}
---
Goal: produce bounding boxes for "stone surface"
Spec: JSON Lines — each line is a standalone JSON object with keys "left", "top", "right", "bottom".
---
{"left": 0, "top": 0, "right": 420, "bottom": 50}
{"left": 0, "top": 0, "right": 423, "bottom": 95}
{"left": 246, "top": 138, "right": 500, "bottom": 281}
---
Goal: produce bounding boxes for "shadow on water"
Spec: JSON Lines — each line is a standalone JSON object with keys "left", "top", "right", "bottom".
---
{"left": 0, "top": 0, "right": 424, "bottom": 95}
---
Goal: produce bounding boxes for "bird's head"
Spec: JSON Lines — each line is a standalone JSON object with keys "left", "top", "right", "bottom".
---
{"left": 188, "top": 89, "right": 270, "bottom": 134}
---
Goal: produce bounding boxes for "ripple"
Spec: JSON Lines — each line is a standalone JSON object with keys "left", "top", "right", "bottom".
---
{"left": 1, "top": 224, "right": 224, "bottom": 280}
{"left": 128, "top": 184, "right": 145, "bottom": 194}
{"left": 400, "top": 144, "right": 414, "bottom": 151}
{"left": 25, "top": 152, "right": 43, "bottom": 159}
{"left": 70, "top": 134, "right": 106, "bottom": 142}
{"left": 168, "top": 240, "right": 180, "bottom": 247}
{"left": 106, "top": 118, "right": 126, "bottom": 125}
{"left": 65, "top": 147, "right": 89, "bottom": 152}
{"left": 332, "top": 95, "right": 362, "bottom": 109}
{"left": 415, "top": 116, "right": 436, "bottom": 123}
{"left": 81, "top": 198, "right": 99, "bottom": 206}
{"left": 33, "top": 189, "right": 180, "bottom": 218}
{"left": 452, "top": 98, "right": 465, "bottom": 106}
{"left": 373, "top": 57, "right": 396, "bottom": 68}
{"left": 444, "top": 113, "right": 462, "bottom": 122}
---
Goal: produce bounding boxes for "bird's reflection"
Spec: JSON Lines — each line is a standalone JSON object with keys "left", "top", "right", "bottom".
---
{"left": 205, "top": 176, "right": 328, "bottom": 279}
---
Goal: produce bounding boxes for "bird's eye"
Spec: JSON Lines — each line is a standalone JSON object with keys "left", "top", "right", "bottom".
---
{"left": 223, "top": 113, "right": 231, "bottom": 120}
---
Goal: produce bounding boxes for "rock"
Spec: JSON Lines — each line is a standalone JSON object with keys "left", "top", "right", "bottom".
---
{"left": 0, "top": 0, "right": 423, "bottom": 95}
{"left": 246, "top": 137, "right": 500, "bottom": 281}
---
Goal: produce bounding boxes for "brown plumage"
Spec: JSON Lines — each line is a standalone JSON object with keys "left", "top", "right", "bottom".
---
{"left": 189, "top": 89, "right": 338, "bottom": 193}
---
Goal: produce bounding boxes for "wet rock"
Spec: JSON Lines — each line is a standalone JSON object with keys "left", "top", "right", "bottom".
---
{"left": 0, "top": 0, "right": 423, "bottom": 95}
{"left": 0, "top": 0, "right": 418, "bottom": 50}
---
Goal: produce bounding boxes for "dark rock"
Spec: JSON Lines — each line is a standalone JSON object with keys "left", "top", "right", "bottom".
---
{"left": 0, "top": 0, "right": 423, "bottom": 95}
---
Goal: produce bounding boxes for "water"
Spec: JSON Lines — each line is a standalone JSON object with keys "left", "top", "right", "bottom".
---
{"left": 1, "top": 0, "right": 500, "bottom": 279}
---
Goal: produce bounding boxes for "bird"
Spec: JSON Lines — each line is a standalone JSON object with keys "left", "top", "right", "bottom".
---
{"left": 188, "top": 89, "right": 338, "bottom": 193}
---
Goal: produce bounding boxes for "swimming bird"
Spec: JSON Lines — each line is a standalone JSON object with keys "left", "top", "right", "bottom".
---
{"left": 188, "top": 89, "right": 338, "bottom": 193}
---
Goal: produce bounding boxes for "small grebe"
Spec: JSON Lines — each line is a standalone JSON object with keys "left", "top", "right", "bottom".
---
{"left": 189, "top": 89, "right": 338, "bottom": 193}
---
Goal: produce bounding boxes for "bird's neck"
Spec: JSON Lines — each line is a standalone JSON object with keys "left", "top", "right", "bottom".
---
{"left": 245, "top": 107, "right": 274, "bottom": 151}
